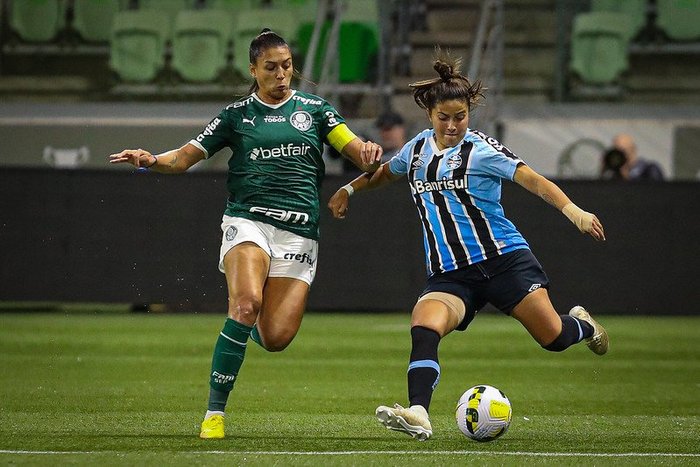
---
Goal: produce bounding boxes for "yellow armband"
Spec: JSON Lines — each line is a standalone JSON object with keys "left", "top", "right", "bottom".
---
{"left": 327, "top": 123, "right": 357, "bottom": 153}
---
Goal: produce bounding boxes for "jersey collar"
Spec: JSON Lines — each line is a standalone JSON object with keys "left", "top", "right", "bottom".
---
{"left": 252, "top": 89, "right": 297, "bottom": 109}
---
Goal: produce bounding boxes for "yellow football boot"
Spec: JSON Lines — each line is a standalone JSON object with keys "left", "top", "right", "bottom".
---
{"left": 199, "top": 414, "right": 225, "bottom": 439}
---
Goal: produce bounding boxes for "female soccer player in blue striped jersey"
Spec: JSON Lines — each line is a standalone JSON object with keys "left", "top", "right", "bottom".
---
{"left": 110, "top": 29, "right": 382, "bottom": 440}
{"left": 328, "top": 50, "right": 609, "bottom": 441}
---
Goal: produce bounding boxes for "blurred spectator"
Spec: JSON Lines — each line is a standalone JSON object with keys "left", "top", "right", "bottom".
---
{"left": 375, "top": 111, "right": 407, "bottom": 163}
{"left": 612, "top": 133, "right": 665, "bottom": 181}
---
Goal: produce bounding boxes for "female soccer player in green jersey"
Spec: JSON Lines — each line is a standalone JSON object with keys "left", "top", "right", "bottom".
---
{"left": 109, "top": 29, "right": 382, "bottom": 439}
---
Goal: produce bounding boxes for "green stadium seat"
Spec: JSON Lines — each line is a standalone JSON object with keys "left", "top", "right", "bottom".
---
{"left": 72, "top": 0, "right": 127, "bottom": 43}
{"left": 172, "top": 10, "right": 232, "bottom": 82}
{"left": 590, "top": 0, "right": 648, "bottom": 41}
{"left": 569, "top": 12, "right": 631, "bottom": 85}
{"left": 231, "top": 9, "right": 300, "bottom": 77}
{"left": 8, "top": 0, "right": 66, "bottom": 42}
{"left": 656, "top": 0, "right": 700, "bottom": 41}
{"left": 109, "top": 10, "right": 170, "bottom": 82}
{"left": 296, "top": 0, "right": 379, "bottom": 83}
{"left": 138, "top": 0, "right": 196, "bottom": 38}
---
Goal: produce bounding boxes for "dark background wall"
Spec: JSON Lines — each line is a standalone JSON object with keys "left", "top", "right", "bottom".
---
{"left": 1, "top": 168, "right": 698, "bottom": 314}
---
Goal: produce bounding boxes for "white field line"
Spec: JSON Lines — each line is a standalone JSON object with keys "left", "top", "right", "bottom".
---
{"left": 1, "top": 450, "right": 699, "bottom": 458}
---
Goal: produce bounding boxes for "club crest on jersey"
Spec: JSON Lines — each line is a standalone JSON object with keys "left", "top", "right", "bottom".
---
{"left": 290, "top": 111, "right": 312, "bottom": 131}
{"left": 446, "top": 154, "right": 463, "bottom": 169}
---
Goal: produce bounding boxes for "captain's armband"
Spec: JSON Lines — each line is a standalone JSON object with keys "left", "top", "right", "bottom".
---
{"left": 327, "top": 124, "right": 357, "bottom": 153}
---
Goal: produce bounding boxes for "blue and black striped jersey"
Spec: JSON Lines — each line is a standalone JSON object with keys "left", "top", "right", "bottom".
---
{"left": 389, "top": 128, "right": 530, "bottom": 276}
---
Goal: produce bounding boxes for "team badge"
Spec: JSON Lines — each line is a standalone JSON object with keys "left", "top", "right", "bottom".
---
{"left": 290, "top": 111, "right": 313, "bottom": 131}
{"left": 225, "top": 226, "right": 238, "bottom": 241}
{"left": 447, "top": 154, "right": 463, "bottom": 169}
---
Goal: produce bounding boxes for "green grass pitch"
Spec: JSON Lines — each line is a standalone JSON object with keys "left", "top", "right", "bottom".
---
{"left": 1, "top": 311, "right": 698, "bottom": 466}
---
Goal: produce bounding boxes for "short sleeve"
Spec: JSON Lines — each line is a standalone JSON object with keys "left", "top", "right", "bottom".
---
{"left": 189, "top": 109, "right": 232, "bottom": 159}
{"left": 318, "top": 101, "right": 346, "bottom": 141}
{"left": 471, "top": 131, "right": 524, "bottom": 181}
{"left": 388, "top": 141, "right": 413, "bottom": 176}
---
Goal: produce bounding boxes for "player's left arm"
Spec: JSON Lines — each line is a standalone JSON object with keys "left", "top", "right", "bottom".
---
{"left": 327, "top": 123, "right": 382, "bottom": 173}
{"left": 513, "top": 164, "right": 605, "bottom": 241}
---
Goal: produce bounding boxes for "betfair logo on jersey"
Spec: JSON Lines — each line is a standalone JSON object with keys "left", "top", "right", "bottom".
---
{"left": 249, "top": 143, "right": 310, "bottom": 160}
{"left": 264, "top": 115, "right": 286, "bottom": 123}
{"left": 196, "top": 117, "right": 222, "bottom": 142}
{"left": 249, "top": 206, "right": 310, "bottom": 225}
{"left": 411, "top": 176, "right": 468, "bottom": 194}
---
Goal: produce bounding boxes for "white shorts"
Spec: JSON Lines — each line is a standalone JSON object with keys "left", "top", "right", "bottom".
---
{"left": 218, "top": 215, "right": 319, "bottom": 285}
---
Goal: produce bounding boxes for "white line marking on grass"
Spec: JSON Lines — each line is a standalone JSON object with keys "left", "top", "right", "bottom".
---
{"left": 2, "top": 450, "right": 700, "bottom": 458}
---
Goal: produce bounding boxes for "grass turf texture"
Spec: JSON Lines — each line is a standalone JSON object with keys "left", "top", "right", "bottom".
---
{"left": 0, "top": 312, "right": 698, "bottom": 466}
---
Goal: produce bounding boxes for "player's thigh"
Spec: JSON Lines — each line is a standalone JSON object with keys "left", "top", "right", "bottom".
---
{"left": 222, "top": 242, "right": 270, "bottom": 322}
{"left": 510, "top": 288, "right": 562, "bottom": 346}
{"left": 257, "top": 277, "right": 309, "bottom": 349}
{"left": 411, "top": 295, "right": 464, "bottom": 337}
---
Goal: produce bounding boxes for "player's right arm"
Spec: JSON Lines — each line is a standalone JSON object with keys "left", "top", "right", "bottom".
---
{"left": 108, "top": 143, "right": 205, "bottom": 173}
{"left": 327, "top": 162, "right": 402, "bottom": 219}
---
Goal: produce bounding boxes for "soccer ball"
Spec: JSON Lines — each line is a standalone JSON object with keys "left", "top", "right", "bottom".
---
{"left": 455, "top": 385, "right": 512, "bottom": 442}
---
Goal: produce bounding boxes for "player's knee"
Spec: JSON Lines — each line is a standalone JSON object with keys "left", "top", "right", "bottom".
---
{"left": 228, "top": 295, "right": 262, "bottom": 323}
{"left": 260, "top": 330, "right": 295, "bottom": 352}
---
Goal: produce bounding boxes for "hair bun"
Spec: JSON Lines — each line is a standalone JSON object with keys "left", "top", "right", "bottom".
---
{"left": 259, "top": 28, "right": 272, "bottom": 34}
{"left": 434, "top": 61, "right": 453, "bottom": 81}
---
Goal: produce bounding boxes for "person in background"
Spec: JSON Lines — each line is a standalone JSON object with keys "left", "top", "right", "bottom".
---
{"left": 612, "top": 133, "right": 665, "bottom": 181}
{"left": 375, "top": 110, "right": 408, "bottom": 163}
{"left": 109, "top": 29, "right": 381, "bottom": 440}
{"left": 328, "top": 50, "right": 609, "bottom": 441}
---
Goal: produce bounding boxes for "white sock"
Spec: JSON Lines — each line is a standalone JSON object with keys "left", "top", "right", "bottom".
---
{"left": 205, "top": 410, "right": 224, "bottom": 419}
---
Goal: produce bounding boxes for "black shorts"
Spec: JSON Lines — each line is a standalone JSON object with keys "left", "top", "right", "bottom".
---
{"left": 420, "top": 248, "right": 550, "bottom": 331}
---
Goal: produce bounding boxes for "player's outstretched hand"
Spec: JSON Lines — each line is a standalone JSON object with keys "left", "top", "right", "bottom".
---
{"left": 109, "top": 149, "right": 156, "bottom": 168}
{"left": 328, "top": 189, "right": 350, "bottom": 219}
{"left": 585, "top": 212, "right": 606, "bottom": 242}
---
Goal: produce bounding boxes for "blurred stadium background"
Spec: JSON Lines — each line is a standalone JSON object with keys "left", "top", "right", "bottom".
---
{"left": 1, "top": 0, "right": 698, "bottom": 314}
{"left": 1, "top": 1, "right": 699, "bottom": 463}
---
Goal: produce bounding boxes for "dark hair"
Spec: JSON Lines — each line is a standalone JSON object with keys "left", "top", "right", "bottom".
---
{"left": 375, "top": 111, "right": 404, "bottom": 130}
{"left": 409, "top": 48, "right": 484, "bottom": 112}
{"left": 248, "top": 28, "right": 290, "bottom": 94}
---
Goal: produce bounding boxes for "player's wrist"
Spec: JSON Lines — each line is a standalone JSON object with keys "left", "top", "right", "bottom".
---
{"left": 341, "top": 184, "right": 354, "bottom": 196}
{"left": 145, "top": 155, "right": 158, "bottom": 168}
{"left": 562, "top": 203, "right": 588, "bottom": 230}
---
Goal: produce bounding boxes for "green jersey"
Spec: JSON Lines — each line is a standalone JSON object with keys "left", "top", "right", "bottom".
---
{"left": 190, "top": 90, "right": 346, "bottom": 240}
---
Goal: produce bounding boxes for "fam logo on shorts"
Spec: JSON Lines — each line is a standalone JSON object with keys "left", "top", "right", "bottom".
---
{"left": 225, "top": 226, "right": 238, "bottom": 241}
{"left": 290, "top": 111, "right": 312, "bottom": 131}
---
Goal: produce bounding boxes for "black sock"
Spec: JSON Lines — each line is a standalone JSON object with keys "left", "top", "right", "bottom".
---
{"left": 407, "top": 326, "right": 441, "bottom": 412}
{"left": 544, "top": 315, "right": 591, "bottom": 352}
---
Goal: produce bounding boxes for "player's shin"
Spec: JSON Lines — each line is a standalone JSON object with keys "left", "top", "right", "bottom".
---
{"left": 407, "top": 326, "right": 441, "bottom": 411}
{"left": 207, "top": 318, "right": 252, "bottom": 411}
{"left": 543, "top": 314, "right": 593, "bottom": 352}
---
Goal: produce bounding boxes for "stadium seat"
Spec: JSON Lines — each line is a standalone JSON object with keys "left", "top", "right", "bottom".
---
{"left": 171, "top": 10, "right": 232, "bottom": 82}
{"left": 72, "top": 0, "right": 127, "bottom": 43}
{"left": 656, "top": 0, "right": 700, "bottom": 41}
{"left": 109, "top": 10, "right": 170, "bottom": 82}
{"left": 569, "top": 12, "right": 631, "bottom": 85}
{"left": 8, "top": 0, "right": 66, "bottom": 43}
{"left": 138, "top": 0, "right": 196, "bottom": 38}
{"left": 296, "top": 0, "right": 379, "bottom": 83}
{"left": 590, "top": 0, "right": 648, "bottom": 41}
{"left": 231, "top": 9, "right": 300, "bottom": 77}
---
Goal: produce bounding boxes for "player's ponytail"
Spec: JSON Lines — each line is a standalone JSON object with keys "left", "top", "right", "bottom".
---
{"left": 409, "top": 47, "right": 484, "bottom": 112}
